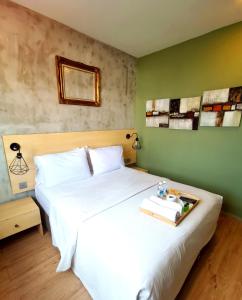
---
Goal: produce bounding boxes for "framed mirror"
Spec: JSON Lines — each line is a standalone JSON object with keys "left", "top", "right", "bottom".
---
{"left": 55, "top": 56, "right": 101, "bottom": 106}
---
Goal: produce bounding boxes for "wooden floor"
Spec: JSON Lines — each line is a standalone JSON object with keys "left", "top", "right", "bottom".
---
{"left": 0, "top": 213, "right": 242, "bottom": 300}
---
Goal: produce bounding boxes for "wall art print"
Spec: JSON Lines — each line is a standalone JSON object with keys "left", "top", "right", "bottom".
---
{"left": 200, "top": 86, "right": 242, "bottom": 127}
{"left": 146, "top": 99, "right": 170, "bottom": 128}
{"left": 169, "top": 97, "right": 201, "bottom": 130}
{"left": 146, "top": 97, "right": 201, "bottom": 130}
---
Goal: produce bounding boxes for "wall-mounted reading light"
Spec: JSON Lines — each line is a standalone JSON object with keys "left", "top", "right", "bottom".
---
{"left": 9, "top": 143, "right": 29, "bottom": 175}
{"left": 126, "top": 133, "right": 141, "bottom": 150}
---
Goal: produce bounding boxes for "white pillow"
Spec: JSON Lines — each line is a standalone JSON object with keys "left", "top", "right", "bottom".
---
{"left": 88, "top": 145, "right": 124, "bottom": 176}
{"left": 34, "top": 148, "right": 91, "bottom": 187}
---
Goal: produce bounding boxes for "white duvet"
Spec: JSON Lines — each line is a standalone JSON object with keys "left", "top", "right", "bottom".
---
{"left": 48, "top": 167, "right": 159, "bottom": 271}
{"left": 36, "top": 167, "right": 222, "bottom": 300}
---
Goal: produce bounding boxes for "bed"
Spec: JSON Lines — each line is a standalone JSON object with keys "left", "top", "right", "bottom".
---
{"left": 35, "top": 166, "right": 222, "bottom": 300}
{"left": 2, "top": 130, "right": 222, "bottom": 299}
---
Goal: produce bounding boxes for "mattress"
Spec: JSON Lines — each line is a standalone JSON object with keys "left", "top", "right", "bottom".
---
{"left": 35, "top": 167, "right": 222, "bottom": 300}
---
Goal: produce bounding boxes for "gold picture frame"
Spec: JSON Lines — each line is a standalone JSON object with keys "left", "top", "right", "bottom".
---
{"left": 55, "top": 55, "right": 101, "bottom": 106}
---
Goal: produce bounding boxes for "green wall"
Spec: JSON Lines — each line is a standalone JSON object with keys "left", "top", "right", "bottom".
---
{"left": 136, "top": 22, "right": 242, "bottom": 218}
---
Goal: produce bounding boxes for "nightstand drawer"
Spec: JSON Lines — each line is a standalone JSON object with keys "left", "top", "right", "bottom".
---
{"left": 0, "top": 210, "right": 41, "bottom": 239}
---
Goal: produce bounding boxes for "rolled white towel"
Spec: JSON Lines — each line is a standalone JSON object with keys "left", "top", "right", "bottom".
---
{"left": 149, "top": 195, "right": 183, "bottom": 214}
{"left": 141, "top": 198, "right": 180, "bottom": 222}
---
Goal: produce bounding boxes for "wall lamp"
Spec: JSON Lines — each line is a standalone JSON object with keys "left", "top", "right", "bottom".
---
{"left": 126, "top": 133, "right": 141, "bottom": 150}
{"left": 9, "top": 143, "right": 29, "bottom": 175}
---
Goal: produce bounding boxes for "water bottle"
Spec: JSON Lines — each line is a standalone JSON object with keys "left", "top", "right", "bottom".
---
{"left": 157, "top": 181, "right": 167, "bottom": 198}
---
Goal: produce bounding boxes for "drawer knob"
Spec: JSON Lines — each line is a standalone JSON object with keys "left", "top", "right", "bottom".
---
{"left": 14, "top": 224, "right": 20, "bottom": 228}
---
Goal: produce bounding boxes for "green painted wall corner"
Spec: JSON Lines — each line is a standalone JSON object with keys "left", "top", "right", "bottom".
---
{"left": 136, "top": 22, "right": 242, "bottom": 218}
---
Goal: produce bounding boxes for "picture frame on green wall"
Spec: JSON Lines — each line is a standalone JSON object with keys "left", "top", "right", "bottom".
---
{"left": 146, "top": 96, "right": 201, "bottom": 130}
{"left": 146, "top": 99, "right": 170, "bottom": 128}
{"left": 200, "top": 86, "right": 242, "bottom": 127}
{"left": 169, "top": 97, "right": 201, "bottom": 130}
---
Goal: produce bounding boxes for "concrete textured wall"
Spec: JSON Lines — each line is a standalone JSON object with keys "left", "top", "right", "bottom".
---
{"left": 0, "top": 0, "right": 136, "bottom": 203}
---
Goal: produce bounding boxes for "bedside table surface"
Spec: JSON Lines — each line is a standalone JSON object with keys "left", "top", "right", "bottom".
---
{"left": 128, "top": 164, "right": 149, "bottom": 173}
{"left": 0, "top": 197, "right": 38, "bottom": 221}
{"left": 132, "top": 166, "right": 148, "bottom": 172}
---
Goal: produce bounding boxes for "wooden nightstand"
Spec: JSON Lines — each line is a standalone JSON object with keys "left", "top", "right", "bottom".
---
{"left": 128, "top": 164, "right": 149, "bottom": 173}
{"left": 0, "top": 197, "right": 43, "bottom": 240}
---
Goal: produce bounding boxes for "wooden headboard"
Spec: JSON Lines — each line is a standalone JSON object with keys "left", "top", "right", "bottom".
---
{"left": 2, "top": 129, "right": 137, "bottom": 194}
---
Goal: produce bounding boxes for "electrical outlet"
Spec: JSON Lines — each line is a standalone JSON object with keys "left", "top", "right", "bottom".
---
{"left": 19, "top": 182, "right": 27, "bottom": 189}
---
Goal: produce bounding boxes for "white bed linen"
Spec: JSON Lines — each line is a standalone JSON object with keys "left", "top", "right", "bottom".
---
{"left": 36, "top": 168, "right": 160, "bottom": 271}
{"left": 35, "top": 185, "right": 51, "bottom": 215}
{"left": 72, "top": 178, "right": 222, "bottom": 300}
{"left": 35, "top": 168, "right": 222, "bottom": 300}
